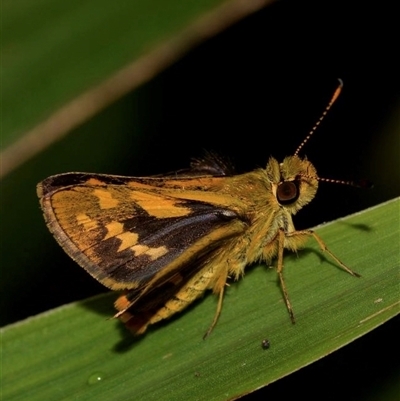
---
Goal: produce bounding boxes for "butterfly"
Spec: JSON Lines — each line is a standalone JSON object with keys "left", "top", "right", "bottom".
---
{"left": 37, "top": 79, "right": 362, "bottom": 338}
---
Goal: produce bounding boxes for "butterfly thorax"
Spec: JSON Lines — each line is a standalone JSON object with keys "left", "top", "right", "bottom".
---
{"left": 206, "top": 155, "right": 319, "bottom": 273}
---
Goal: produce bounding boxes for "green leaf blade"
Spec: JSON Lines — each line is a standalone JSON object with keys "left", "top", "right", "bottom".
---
{"left": 2, "top": 198, "right": 399, "bottom": 401}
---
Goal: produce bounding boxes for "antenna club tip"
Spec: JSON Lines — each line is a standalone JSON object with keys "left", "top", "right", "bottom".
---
{"left": 332, "top": 79, "right": 344, "bottom": 102}
{"left": 294, "top": 79, "right": 343, "bottom": 156}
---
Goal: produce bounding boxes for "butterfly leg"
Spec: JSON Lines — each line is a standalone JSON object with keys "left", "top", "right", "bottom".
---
{"left": 277, "top": 227, "right": 361, "bottom": 324}
{"left": 203, "top": 265, "right": 229, "bottom": 339}
{"left": 308, "top": 230, "right": 360, "bottom": 277}
{"left": 203, "top": 285, "right": 225, "bottom": 339}
{"left": 277, "top": 228, "right": 296, "bottom": 324}
{"left": 286, "top": 229, "right": 361, "bottom": 277}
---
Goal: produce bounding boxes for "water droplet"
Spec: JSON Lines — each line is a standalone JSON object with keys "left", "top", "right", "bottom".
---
{"left": 88, "top": 372, "right": 104, "bottom": 385}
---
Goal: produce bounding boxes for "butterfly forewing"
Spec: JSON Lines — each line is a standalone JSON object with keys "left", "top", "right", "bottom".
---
{"left": 38, "top": 173, "right": 247, "bottom": 291}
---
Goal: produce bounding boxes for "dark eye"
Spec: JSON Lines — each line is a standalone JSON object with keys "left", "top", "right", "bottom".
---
{"left": 277, "top": 181, "right": 299, "bottom": 205}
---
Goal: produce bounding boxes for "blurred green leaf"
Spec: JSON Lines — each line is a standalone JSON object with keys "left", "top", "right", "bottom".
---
{"left": 2, "top": 0, "right": 272, "bottom": 176}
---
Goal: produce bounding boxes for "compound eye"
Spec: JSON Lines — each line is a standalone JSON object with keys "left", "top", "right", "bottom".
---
{"left": 277, "top": 181, "right": 299, "bottom": 205}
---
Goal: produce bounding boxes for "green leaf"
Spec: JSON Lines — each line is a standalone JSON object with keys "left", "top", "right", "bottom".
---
{"left": 3, "top": 198, "right": 399, "bottom": 401}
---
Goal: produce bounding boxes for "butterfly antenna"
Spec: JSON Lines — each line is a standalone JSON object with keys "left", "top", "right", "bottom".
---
{"left": 299, "top": 169, "right": 372, "bottom": 188}
{"left": 294, "top": 79, "right": 343, "bottom": 156}
{"left": 317, "top": 177, "right": 373, "bottom": 189}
